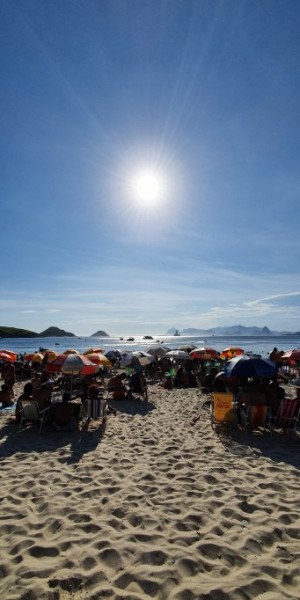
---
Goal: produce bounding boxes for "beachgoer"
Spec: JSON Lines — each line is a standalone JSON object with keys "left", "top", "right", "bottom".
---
{"left": 0, "top": 383, "right": 14, "bottom": 407}
{"left": 3, "top": 362, "right": 16, "bottom": 397}
{"left": 107, "top": 373, "right": 128, "bottom": 400}
{"left": 51, "top": 392, "right": 79, "bottom": 430}
{"left": 15, "top": 382, "right": 34, "bottom": 422}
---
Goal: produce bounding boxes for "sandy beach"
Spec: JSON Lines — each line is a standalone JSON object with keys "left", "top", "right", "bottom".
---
{"left": 0, "top": 380, "right": 299, "bottom": 600}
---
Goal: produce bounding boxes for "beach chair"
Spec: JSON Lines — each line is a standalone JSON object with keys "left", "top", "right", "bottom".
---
{"left": 210, "top": 392, "right": 236, "bottom": 430}
{"left": 87, "top": 394, "right": 108, "bottom": 421}
{"left": 240, "top": 405, "right": 273, "bottom": 436}
{"left": 82, "top": 393, "right": 108, "bottom": 429}
{"left": 274, "top": 398, "right": 300, "bottom": 432}
{"left": 128, "top": 373, "right": 148, "bottom": 401}
{"left": 19, "top": 400, "right": 50, "bottom": 433}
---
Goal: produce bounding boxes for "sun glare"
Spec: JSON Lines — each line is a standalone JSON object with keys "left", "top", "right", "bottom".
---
{"left": 130, "top": 169, "right": 167, "bottom": 206}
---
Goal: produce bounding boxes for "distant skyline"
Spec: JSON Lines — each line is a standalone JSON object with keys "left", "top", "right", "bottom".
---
{"left": 1, "top": 1, "right": 300, "bottom": 336}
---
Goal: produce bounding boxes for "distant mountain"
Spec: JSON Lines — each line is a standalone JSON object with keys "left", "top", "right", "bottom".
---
{"left": 90, "top": 330, "right": 110, "bottom": 337}
{"left": 0, "top": 326, "right": 38, "bottom": 338}
{"left": 39, "top": 326, "right": 75, "bottom": 337}
{"left": 166, "top": 325, "right": 290, "bottom": 336}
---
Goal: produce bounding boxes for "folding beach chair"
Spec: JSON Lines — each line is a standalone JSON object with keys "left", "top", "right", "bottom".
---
{"left": 128, "top": 373, "right": 148, "bottom": 401}
{"left": 274, "top": 398, "right": 300, "bottom": 432}
{"left": 210, "top": 392, "right": 236, "bottom": 430}
{"left": 87, "top": 394, "right": 108, "bottom": 421}
{"left": 240, "top": 405, "right": 273, "bottom": 436}
{"left": 19, "top": 400, "right": 50, "bottom": 433}
{"left": 82, "top": 392, "right": 108, "bottom": 430}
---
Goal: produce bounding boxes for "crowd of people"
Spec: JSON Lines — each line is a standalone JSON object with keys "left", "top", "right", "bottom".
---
{"left": 0, "top": 346, "right": 299, "bottom": 431}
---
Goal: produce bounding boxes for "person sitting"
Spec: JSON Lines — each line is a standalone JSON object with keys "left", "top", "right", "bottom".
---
{"left": 31, "top": 373, "right": 42, "bottom": 390}
{"left": 174, "top": 367, "right": 190, "bottom": 388}
{"left": 129, "top": 372, "right": 147, "bottom": 395}
{"left": 32, "top": 382, "right": 53, "bottom": 410}
{"left": 0, "top": 383, "right": 14, "bottom": 408}
{"left": 107, "top": 372, "right": 128, "bottom": 400}
{"left": 51, "top": 392, "right": 79, "bottom": 431}
{"left": 15, "top": 382, "right": 34, "bottom": 422}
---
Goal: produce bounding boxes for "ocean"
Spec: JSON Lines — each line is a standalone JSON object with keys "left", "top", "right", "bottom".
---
{"left": 1, "top": 334, "right": 300, "bottom": 359}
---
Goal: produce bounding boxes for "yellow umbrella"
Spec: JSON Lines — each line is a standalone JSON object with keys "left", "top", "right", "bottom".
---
{"left": 83, "top": 347, "right": 104, "bottom": 355}
{"left": 43, "top": 350, "right": 58, "bottom": 361}
{"left": 85, "top": 352, "right": 112, "bottom": 367}
{"left": 24, "top": 352, "right": 44, "bottom": 363}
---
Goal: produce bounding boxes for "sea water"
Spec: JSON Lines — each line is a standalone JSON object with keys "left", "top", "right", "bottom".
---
{"left": 1, "top": 334, "right": 300, "bottom": 358}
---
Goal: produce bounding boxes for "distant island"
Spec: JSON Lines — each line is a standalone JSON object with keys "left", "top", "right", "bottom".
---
{"left": 0, "top": 325, "right": 75, "bottom": 338}
{"left": 167, "top": 325, "right": 300, "bottom": 336}
{"left": 90, "top": 331, "right": 110, "bottom": 337}
{"left": 0, "top": 325, "right": 111, "bottom": 339}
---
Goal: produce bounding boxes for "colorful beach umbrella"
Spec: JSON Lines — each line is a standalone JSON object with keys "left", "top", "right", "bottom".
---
{"left": 24, "top": 352, "right": 44, "bottom": 363}
{"left": 220, "top": 347, "right": 244, "bottom": 360}
{"left": 61, "top": 354, "right": 99, "bottom": 375}
{"left": 46, "top": 354, "right": 68, "bottom": 373}
{"left": 279, "top": 349, "right": 300, "bottom": 363}
{"left": 190, "top": 347, "right": 219, "bottom": 360}
{"left": 0, "top": 351, "right": 17, "bottom": 362}
{"left": 85, "top": 352, "right": 112, "bottom": 367}
{"left": 83, "top": 347, "right": 104, "bottom": 355}
{"left": 0, "top": 350, "right": 18, "bottom": 361}
{"left": 63, "top": 349, "right": 80, "bottom": 355}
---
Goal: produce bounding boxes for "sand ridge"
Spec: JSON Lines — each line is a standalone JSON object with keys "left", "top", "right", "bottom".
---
{"left": 0, "top": 383, "right": 299, "bottom": 600}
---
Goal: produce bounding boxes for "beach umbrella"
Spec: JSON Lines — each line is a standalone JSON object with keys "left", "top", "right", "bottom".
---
{"left": 190, "top": 347, "right": 219, "bottom": 360}
{"left": 178, "top": 344, "right": 197, "bottom": 352}
{"left": 46, "top": 354, "right": 68, "bottom": 373}
{"left": 0, "top": 351, "right": 17, "bottom": 362}
{"left": 279, "top": 349, "right": 300, "bottom": 363}
{"left": 24, "top": 352, "right": 44, "bottom": 363}
{"left": 105, "top": 350, "right": 122, "bottom": 359}
{"left": 83, "top": 347, "right": 104, "bottom": 355}
{"left": 43, "top": 350, "right": 58, "bottom": 362}
{"left": 61, "top": 354, "right": 99, "bottom": 393}
{"left": 120, "top": 351, "right": 155, "bottom": 367}
{"left": 165, "top": 350, "right": 192, "bottom": 361}
{"left": 63, "top": 349, "right": 80, "bottom": 355}
{"left": 85, "top": 352, "right": 112, "bottom": 367}
{"left": 61, "top": 354, "right": 99, "bottom": 376}
{"left": 146, "top": 345, "right": 171, "bottom": 358}
{"left": 220, "top": 347, "right": 244, "bottom": 360}
{"left": 0, "top": 350, "right": 18, "bottom": 361}
{"left": 224, "top": 355, "right": 276, "bottom": 379}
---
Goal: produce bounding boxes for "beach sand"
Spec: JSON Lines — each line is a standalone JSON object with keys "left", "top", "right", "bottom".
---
{"left": 0, "top": 381, "right": 299, "bottom": 600}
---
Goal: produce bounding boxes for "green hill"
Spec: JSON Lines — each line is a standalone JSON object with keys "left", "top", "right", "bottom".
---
{"left": 0, "top": 326, "right": 38, "bottom": 338}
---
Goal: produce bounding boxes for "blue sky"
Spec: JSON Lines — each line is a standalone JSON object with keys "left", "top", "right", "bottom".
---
{"left": 1, "top": 0, "right": 300, "bottom": 335}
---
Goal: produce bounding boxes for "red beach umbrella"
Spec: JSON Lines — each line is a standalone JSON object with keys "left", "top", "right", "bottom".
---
{"left": 0, "top": 351, "right": 16, "bottom": 362}
{"left": 0, "top": 350, "right": 18, "bottom": 361}
{"left": 279, "top": 349, "right": 300, "bottom": 363}
{"left": 61, "top": 354, "right": 99, "bottom": 375}
{"left": 46, "top": 354, "right": 68, "bottom": 373}
{"left": 190, "top": 347, "right": 219, "bottom": 360}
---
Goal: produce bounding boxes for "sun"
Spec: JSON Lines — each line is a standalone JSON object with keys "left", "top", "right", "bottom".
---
{"left": 130, "top": 169, "right": 166, "bottom": 206}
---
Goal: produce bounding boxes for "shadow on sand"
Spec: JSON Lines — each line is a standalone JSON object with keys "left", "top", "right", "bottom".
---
{"left": 108, "top": 397, "right": 155, "bottom": 416}
{"left": 0, "top": 415, "right": 106, "bottom": 465}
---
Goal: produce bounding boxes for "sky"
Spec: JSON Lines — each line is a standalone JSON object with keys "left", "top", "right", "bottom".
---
{"left": 1, "top": 0, "right": 300, "bottom": 336}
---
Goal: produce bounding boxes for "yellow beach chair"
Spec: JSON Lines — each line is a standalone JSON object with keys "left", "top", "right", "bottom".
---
{"left": 210, "top": 392, "right": 236, "bottom": 430}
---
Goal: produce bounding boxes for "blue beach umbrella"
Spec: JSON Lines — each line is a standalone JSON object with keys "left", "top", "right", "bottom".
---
{"left": 224, "top": 355, "right": 276, "bottom": 379}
